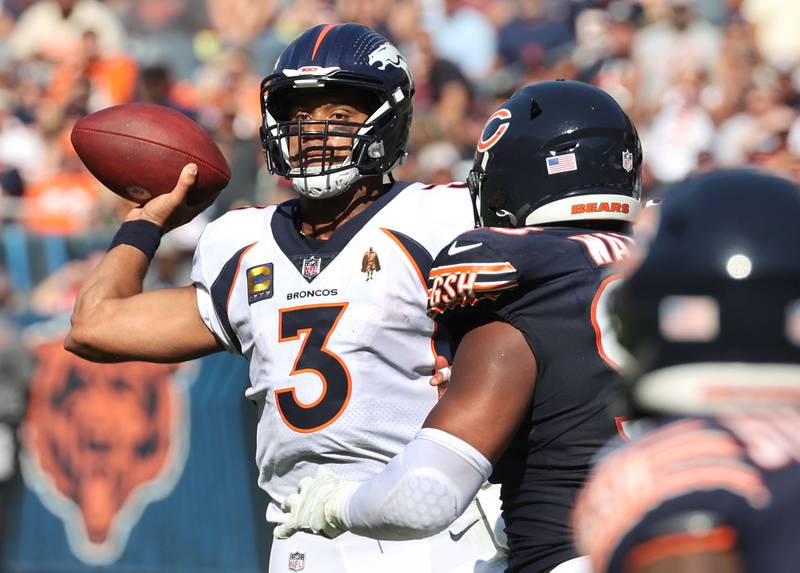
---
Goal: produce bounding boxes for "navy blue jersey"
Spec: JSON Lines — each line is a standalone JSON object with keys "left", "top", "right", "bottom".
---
{"left": 427, "top": 226, "right": 633, "bottom": 573}
{"left": 574, "top": 412, "right": 800, "bottom": 573}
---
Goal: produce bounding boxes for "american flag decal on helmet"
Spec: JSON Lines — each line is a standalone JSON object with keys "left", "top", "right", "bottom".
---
{"left": 546, "top": 153, "right": 578, "bottom": 175}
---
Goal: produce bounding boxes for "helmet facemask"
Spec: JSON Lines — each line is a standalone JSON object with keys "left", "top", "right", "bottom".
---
{"left": 260, "top": 79, "right": 409, "bottom": 200}
{"left": 467, "top": 150, "right": 527, "bottom": 229}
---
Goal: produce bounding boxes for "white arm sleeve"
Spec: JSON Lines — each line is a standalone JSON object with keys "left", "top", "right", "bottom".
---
{"left": 341, "top": 428, "right": 492, "bottom": 540}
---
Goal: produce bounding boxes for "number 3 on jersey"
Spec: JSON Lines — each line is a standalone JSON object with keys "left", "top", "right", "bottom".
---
{"left": 277, "top": 303, "right": 352, "bottom": 432}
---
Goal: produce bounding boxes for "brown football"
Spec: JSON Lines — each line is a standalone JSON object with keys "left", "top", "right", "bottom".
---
{"left": 71, "top": 103, "right": 231, "bottom": 206}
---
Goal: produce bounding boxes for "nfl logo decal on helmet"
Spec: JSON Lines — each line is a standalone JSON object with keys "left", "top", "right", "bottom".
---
{"left": 622, "top": 149, "right": 634, "bottom": 173}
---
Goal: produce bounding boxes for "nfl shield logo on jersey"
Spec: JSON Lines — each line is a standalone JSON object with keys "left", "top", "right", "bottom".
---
{"left": 622, "top": 149, "right": 633, "bottom": 172}
{"left": 302, "top": 256, "right": 322, "bottom": 279}
{"left": 288, "top": 552, "right": 305, "bottom": 571}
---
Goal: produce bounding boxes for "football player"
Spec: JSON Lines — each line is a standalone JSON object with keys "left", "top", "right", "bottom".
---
{"left": 572, "top": 169, "right": 800, "bottom": 573}
{"left": 274, "top": 80, "right": 643, "bottom": 573}
{"left": 66, "top": 23, "right": 505, "bottom": 573}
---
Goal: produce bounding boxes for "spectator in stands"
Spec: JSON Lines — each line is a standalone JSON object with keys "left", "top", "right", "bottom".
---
{"left": 422, "top": 0, "right": 497, "bottom": 81}
{"left": 21, "top": 124, "right": 99, "bottom": 236}
{"left": 0, "top": 88, "right": 45, "bottom": 184}
{"left": 0, "top": 163, "right": 23, "bottom": 199}
{"left": 633, "top": 0, "right": 721, "bottom": 115}
{"left": 205, "top": 0, "right": 284, "bottom": 76}
{"left": 406, "top": 29, "right": 471, "bottom": 113}
{"left": 497, "top": 0, "right": 573, "bottom": 68}
{"left": 145, "top": 214, "right": 208, "bottom": 290}
{"left": 335, "top": 0, "right": 393, "bottom": 39}
{"left": 138, "top": 64, "right": 195, "bottom": 119}
{"left": 415, "top": 140, "right": 462, "bottom": 185}
{"left": 742, "top": 0, "right": 800, "bottom": 69}
{"left": 576, "top": 1, "right": 641, "bottom": 113}
{"left": 47, "top": 29, "right": 137, "bottom": 111}
{"left": 116, "top": 0, "right": 203, "bottom": 80}
{"left": 714, "top": 72, "right": 797, "bottom": 166}
{"left": 8, "top": 0, "right": 125, "bottom": 63}
{"left": 193, "top": 48, "right": 262, "bottom": 210}
{"left": 645, "top": 63, "right": 715, "bottom": 183}
{"left": 272, "top": 0, "right": 334, "bottom": 45}
{"left": 29, "top": 251, "right": 104, "bottom": 314}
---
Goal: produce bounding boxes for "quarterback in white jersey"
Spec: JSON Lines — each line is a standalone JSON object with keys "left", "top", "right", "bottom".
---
{"left": 192, "top": 180, "right": 474, "bottom": 504}
{"left": 67, "top": 22, "right": 504, "bottom": 573}
{"left": 192, "top": 181, "right": 505, "bottom": 571}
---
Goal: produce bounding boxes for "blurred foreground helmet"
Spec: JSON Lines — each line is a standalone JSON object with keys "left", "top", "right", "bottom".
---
{"left": 260, "top": 23, "right": 414, "bottom": 199}
{"left": 615, "top": 169, "right": 800, "bottom": 415}
{"left": 467, "top": 80, "right": 642, "bottom": 228}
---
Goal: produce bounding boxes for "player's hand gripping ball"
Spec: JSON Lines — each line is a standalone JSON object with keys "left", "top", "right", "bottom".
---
{"left": 71, "top": 103, "right": 230, "bottom": 206}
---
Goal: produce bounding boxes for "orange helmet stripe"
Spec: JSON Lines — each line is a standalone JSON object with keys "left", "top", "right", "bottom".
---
{"left": 311, "top": 24, "right": 337, "bottom": 61}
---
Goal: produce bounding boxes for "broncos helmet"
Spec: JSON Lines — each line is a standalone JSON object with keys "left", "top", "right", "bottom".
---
{"left": 467, "top": 80, "right": 642, "bottom": 228}
{"left": 260, "top": 23, "right": 414, "bottom": 199}
{"left": 614, "top": 169, "right": 800, "bottom": 415}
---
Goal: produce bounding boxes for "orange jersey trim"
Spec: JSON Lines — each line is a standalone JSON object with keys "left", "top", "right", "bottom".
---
{"left": 472, "top": 281, "right": 518, "bottom": 292}
{"left": 624, "top": 526, "right": 738, "bottom": 571}
{"left": 590, "top": 274, "right": 622, "bottom": 370}
{"left": 380, "top": 228, "right": 427, "bottom": 290}
{"left": 429, "top": 262, "right": 516, "bottom": 278}
{"left": 226, "top": 243, "right": 258, "bottom": 313}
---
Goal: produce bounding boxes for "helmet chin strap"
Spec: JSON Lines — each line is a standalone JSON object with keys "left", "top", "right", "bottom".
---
{"left": 493, "top": 209, "right": 518, "bottom": 226}
{"left": 293, "top": 166, "right": 363, "bottom": 199}
{"left": 492, "top": 203, "right": 532, "bottom": 228}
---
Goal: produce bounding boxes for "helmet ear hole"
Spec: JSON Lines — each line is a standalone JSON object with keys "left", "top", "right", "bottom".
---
{"left": 530, "top": 99, "right": 542, "bottom": 119}
{"left": 487, "top": 188, "right": 506, "bottom": 211}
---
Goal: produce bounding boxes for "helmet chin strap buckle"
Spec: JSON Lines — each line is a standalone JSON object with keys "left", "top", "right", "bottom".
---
{"left": 494, "top": 209, "right": 518, "bottom": 226}
{"left": 367, "top": 141, "right": 385, "bottom": 159}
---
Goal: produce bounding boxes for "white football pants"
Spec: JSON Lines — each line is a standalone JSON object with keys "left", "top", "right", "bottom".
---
{"left": 268, "top": 485, "right": 507, "bottom": 573}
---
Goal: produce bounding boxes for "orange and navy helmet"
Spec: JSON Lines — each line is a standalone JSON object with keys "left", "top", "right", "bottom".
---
{"left": 467, "top": 80, "right": 642, "bottom": 228}
{"left": 260, "top": 23, "right": 414, "bottom": 199}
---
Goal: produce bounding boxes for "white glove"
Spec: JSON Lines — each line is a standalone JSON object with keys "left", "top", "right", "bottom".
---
{"left": 273, "top": 467, "right": 359, "bottom": 540}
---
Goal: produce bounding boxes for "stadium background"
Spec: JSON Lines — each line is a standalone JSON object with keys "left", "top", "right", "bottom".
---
{"left": 0, "top": 0, "right": 798, "bottom": 571}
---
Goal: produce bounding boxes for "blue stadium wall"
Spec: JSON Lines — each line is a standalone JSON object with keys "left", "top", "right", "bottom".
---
{"left": 1, "top": 342, "right": 272, "bottom": 573}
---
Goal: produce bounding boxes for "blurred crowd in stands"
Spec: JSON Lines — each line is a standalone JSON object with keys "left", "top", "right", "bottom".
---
{"left": 0, "top": 0, "right": 799, "bottom": 313}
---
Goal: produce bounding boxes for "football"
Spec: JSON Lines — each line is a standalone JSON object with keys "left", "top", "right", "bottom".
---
{"left": 71, "top": 103, "right": 231, "bottom": 206}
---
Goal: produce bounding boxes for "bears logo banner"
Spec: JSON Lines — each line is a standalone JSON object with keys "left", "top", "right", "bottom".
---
{"left": 20, "top": 334, "right": 194, "bottom": 565}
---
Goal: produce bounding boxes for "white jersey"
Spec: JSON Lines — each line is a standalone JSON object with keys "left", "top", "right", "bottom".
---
{"left": 191, "top": 181, "right": 475, "bottom": 509}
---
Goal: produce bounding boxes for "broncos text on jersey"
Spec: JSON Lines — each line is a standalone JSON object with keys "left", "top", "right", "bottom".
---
{"left": 426, "top": 225, "right": 633, "bottom": 573}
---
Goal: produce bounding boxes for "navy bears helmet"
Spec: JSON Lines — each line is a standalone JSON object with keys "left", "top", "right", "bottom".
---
{"left": 614, "top": 169, "right": 800, "bottom": 415}
{"left": 260, "top": 23, "right": 414, "bottom": 199}
{"left": 467, "top": 80, "right": 642, "bottom": 228}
